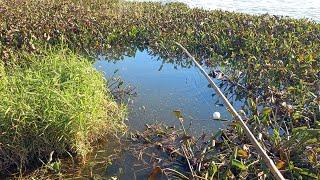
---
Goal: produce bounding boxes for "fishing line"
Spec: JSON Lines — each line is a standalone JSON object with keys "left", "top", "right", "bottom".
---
{"left": 189, "top": 67, "right": 213, "bottom": 108}
{"left": 191, "top": 79, "right": 212, "bottom": 109}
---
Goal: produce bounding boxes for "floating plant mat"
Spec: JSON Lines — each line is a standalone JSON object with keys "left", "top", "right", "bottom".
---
{"left": 124, "top": 123, "right": 262, "bottom": 179}
{"left": 105, "top": 121, "right": 259, "bottom": 179}
{"left": 106, "top": 119, "right": 319, "bottom": 179}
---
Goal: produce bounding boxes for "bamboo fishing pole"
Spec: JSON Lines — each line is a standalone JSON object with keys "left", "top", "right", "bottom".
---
{"left": 175, "top": 42, "right": 285, "bottom": 180}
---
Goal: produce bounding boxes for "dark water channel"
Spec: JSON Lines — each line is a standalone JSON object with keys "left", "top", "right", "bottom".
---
{"left": 83, "top": 50, "right": 244, "bottom": 178}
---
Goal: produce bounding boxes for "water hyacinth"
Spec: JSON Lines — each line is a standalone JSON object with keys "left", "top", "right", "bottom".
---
{"left": 0, "top": 0, "right": 319, "bottom": 178}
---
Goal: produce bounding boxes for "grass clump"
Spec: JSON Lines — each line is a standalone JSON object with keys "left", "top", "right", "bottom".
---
{"left": 0, "top": 48, "right": 126, "bottom": 173}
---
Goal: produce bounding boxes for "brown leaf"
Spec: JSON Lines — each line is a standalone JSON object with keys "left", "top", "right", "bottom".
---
{"left": 148, "top": 166, "right": 162, "bottom": 180}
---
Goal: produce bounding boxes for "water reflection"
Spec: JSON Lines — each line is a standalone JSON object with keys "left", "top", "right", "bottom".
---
{"left": 92, "top": 49, "right": 244, "bottom": 179}
{"left": 95, "top": 50, "right": 243, "bottom": 134}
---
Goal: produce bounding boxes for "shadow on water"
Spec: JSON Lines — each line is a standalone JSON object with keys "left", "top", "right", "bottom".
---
{"left": 72, "top": 49, "right": 246, "bottom": 179}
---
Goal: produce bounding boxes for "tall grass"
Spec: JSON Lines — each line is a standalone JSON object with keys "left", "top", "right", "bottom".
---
{"left": 0, "top": 48, "right": 126, "bottom": 173}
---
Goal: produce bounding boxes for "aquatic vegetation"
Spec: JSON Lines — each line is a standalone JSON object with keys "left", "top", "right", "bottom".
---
{"left": 129, "top": 123, "right": 261, "bottom": 179}
{"left": 0, "top": 48, "right": 126, "bottom": 174}
{"left": 0, "top": 0, "right": 319, "bottom": 178}
{"left": 129, "top": 120, "right": 318, "bottom": 179}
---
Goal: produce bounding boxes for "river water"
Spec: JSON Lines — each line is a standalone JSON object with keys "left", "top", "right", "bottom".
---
{"left": 130, "top": 0, "right": 320, "bottom": 22}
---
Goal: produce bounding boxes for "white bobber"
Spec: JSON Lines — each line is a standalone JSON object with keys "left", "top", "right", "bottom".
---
{"left": 212, "top": 112, "right": 221, "bottom": 120}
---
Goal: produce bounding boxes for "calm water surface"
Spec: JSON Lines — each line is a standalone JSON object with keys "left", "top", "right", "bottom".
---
{"left": 130, "top": 0, "right": 320, "bottom": 22}
{"left": 91, "top": 50, "right": 242, "bottom": 178}
{"left": 95, "top": 50, "right": 242, "bottom": 133}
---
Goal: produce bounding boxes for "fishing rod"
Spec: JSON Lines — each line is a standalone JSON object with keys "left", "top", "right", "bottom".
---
{"left": 175, "top": 42, "right": 285, "bottom": 180}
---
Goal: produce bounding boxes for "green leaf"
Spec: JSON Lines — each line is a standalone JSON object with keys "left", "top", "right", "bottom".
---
{"left": 293, "top": 167, "right": 317, "bottom": 178}
{"left": 209, "top": 162, "right": 218, "bottom": 179}
{"left": 262, "top": 107, "right": 272, "bottom": 116}
{"left": 231, "top": 159, "right": 247, "bottom": 171}
{"left": 292, "top": 126, "right": 308, "bottom": 133}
